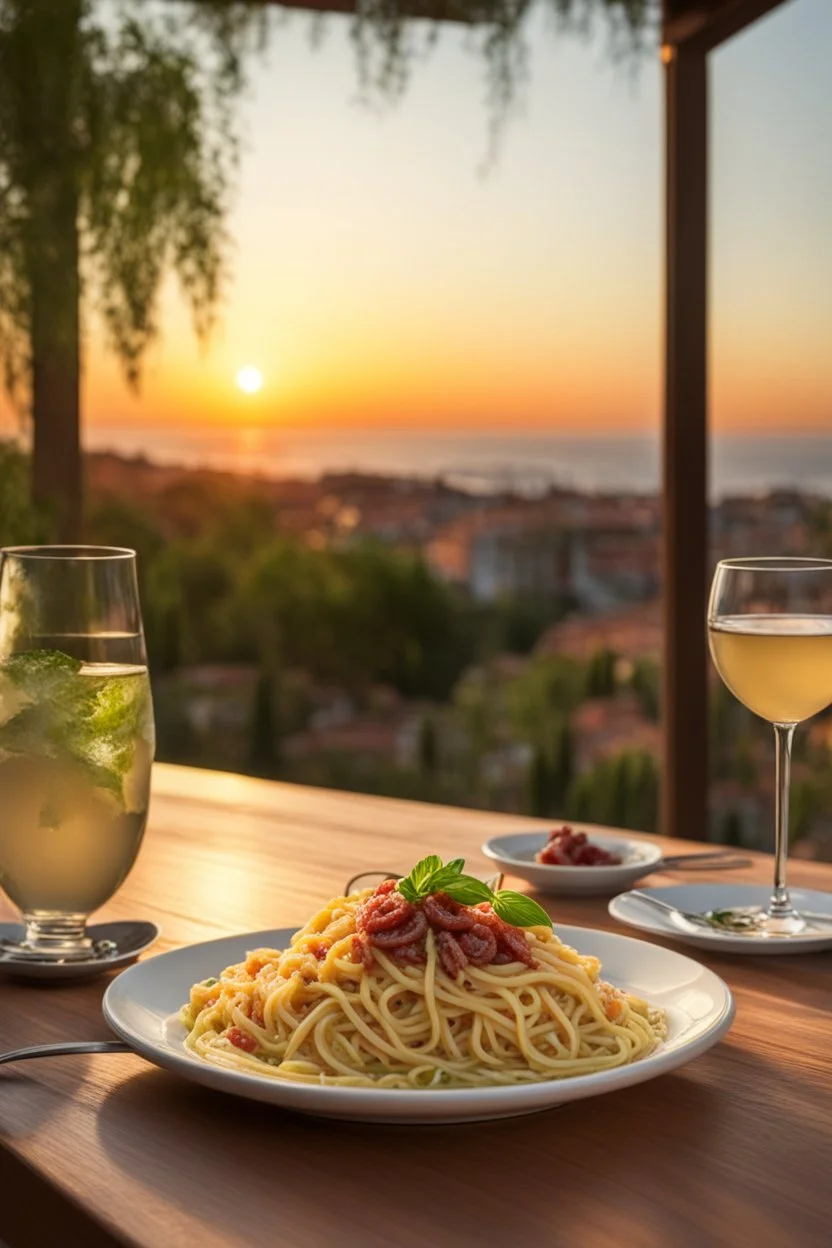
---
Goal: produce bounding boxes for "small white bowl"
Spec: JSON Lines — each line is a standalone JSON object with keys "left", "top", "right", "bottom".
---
{"left": 482, "top": 830, "right": 664, "bottom": 896}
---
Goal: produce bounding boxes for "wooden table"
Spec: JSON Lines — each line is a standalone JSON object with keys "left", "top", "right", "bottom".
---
{"left": 1, "top": 763, "right": 831, "bottom": 1248}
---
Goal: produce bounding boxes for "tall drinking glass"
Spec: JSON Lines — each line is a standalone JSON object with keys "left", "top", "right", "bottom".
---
{"left": 0, "top": 546, "right": 154, "bottom": 961}
{"left": 708, "top": 557, "right": 832, "bottom": 936}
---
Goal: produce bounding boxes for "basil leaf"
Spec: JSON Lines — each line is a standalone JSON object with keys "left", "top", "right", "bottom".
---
{"left": 441, "top": 876, "right": 494, "bottom": 905}
{"left": 407, "top": 854, "right": 443, "bottom": 896}
{"left": 397, "top": 877, "right": 420, "bottom": 903}
{"left": 443, "top": 858, "right": 465, "bottom": 878}
{"left": 492, "top": 891, "right": 553, "bottom": 929}
{"left": 423, "top": 863, "right": 469, "bottom": 894}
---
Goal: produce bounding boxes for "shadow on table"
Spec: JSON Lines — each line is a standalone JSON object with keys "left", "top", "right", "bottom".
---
{"left": 96, "top": 1066, "right": 726, "bottom": 1247}
{"left": 0, "top": 973, "right": 123, "bottom": 1142}
{"left": 0, "top": 1065, "right": 91, "bottom": 1142}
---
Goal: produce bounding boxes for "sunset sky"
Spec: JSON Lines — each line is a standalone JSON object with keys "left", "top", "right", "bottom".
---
{"left": 1, "top": 0, "right": 829, "bottom": 442}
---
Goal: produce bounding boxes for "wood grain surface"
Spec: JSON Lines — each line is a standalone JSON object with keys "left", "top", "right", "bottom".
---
{"left": 1, "top": 763, "right": 831, "bottom": 1248}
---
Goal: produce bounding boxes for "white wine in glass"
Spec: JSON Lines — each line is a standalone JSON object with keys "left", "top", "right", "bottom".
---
{"left": 708, "top": 558, "right": 832, "bottom": 936}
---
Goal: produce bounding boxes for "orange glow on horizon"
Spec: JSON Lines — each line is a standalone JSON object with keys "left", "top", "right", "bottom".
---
{"left": 0, "top": 3, "right": 829, "bottom": 446}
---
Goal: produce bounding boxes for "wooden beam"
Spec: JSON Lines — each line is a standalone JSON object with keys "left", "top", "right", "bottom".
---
{"left": 663, "top": 0, "right": 788, "bottom": 52}
{"left": 661, "top": 38, "right": 709, "bottom": 839}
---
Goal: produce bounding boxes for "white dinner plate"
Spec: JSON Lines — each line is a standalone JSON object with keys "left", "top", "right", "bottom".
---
{"left": 482, "top": 831, "right": 664, "bottom": 896}
{"left": 103, "top": 923, "right": 734, "bottom": 1123}
{"left": 609, "top": 884, "right": 832, "bottom": 954}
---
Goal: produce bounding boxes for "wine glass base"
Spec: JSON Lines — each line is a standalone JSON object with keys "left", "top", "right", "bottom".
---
{"left": 8, "top": 913, "right": 102, "bottom": 962}
{"left": 0, "top": 921, "right": 160, "bottom": 979}
{"left": 0, "top": 936, "right": 109, "bottom": 962}
{"left": 757, "top": 911, "right": 807, "bottom": 936}
{"left": 703, "top": 906, "right": 811, "bottom": 937}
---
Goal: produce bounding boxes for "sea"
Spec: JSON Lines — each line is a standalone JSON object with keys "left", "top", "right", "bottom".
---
{"left": 78, "top": 426, "right": 832, "bottom": 501}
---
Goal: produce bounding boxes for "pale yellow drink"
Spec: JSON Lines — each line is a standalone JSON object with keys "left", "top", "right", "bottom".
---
{"left": 0, "top": 659, "right": 153, "bottom": 915}
{"left": 708, "top": 615, "right": 832, "bottom": 723}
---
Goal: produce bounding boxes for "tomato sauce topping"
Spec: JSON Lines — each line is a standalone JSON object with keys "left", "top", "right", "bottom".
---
{"left": 354, "top": 884, "right": 537, "bottom": 975}
{"left": 227, "top": 1026, "right": 257, "bottom": 1053}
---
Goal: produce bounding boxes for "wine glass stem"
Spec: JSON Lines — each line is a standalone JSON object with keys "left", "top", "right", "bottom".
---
{"left": 22, "top": 914, "right": 92, "bottom": 957}
{"left": 771, "top": 723, "right": 796, "bottom": 916}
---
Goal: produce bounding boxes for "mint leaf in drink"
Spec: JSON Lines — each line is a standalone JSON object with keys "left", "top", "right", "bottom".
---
{"left": 492, "top": 891, "right": 553, "bottom": 929}
{"left": 63, "top": 669, "right": 151, "bottom": 799}
{"left": 0, "top": 651, "right": 82, "bottom": 757}
{"left": 3, "top": 649, "right": 82, "bottom": 688}
{"left": 0, "top": 650, "right": 79, "bottom": 731}
{"left": 0, "top": 651, "right": 151, "bottom": 803}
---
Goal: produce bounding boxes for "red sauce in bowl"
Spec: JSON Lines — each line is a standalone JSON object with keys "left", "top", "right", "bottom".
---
{"left": 536, "top": 826, "right": 623, "bottom": 867}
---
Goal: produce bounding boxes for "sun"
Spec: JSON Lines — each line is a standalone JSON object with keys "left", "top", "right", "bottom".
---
{"left": 236, "top": 366, "right": 263, "bottom": 395}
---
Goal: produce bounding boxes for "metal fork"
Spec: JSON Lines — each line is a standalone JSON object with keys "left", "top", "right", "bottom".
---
{"left": 0, "top": 1040, "right": 131, "bottom": 1067}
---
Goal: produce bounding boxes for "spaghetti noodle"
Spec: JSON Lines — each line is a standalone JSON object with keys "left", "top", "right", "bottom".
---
{"left": 181, "top": 877, "right": 666, "bottom": 1089}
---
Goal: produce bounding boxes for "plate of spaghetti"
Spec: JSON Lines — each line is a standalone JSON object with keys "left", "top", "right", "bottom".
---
{"left": 103, "top": 855, "right": 734, "bottom": 1123}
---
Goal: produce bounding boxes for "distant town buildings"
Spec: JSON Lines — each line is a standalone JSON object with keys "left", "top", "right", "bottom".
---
{"left": 536, "top": 601, "right": 662, "bottom": 662}
{"left": 86, "top": 451, "right": 830, "bottom": 851}
{"left": 87, "top": 453, "right": 815, "bottom": 618}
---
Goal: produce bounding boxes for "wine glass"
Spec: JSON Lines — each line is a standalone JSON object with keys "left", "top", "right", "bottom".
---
{"left": 0, "top": 546, "right": 155, "bottom": 961}
{"left": 708, "top": 557, "right": 832, "bottom": 936}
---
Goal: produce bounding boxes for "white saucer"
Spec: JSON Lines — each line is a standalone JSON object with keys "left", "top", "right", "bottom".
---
{"left": 103, "top": 923, "right": 733, "bottom": 1124}
{"left": 0, "top": 921, "right": 160, "bottom": 980}
{"left": 482, "top": 830, "right": 663, "bottom": 896}
{"left": 609, "top": 884, "right": 832, "bottom": 954}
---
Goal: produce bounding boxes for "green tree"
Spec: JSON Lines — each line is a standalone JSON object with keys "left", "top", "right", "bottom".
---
{"left": 453, "top": 669, "right": 498, "bottom": 765}
{"left": 507, "top": 654, "right": 585, "bottom": 743}
{"left": 567, "top": 749, "right": 659, "bottom": 833}
{"left": 339, "top": 543, "right": 467, "bottom": 698}
{"left": 527, "top": 719, "right": 573, "bottom": 817}
{"left": 492, "top": 598, "right": 557, "bottom": 655}
{"left": 0, "top": 0, "right": 262, "bottom": 538}
{"left": 418, "top": 715, "right": 439, "bottom": 776}
{"left": 631, "top": 658, "right": 659, "bottom": 722}
{"left": 622, "top": 750, "right": 659, "bottom": 832}
{"left": 608, "top": 750, "right": 631, "bottom": 825}
{"left": 249, "top": 666, "right": 279, "bottom": 776}
{"left": 0, "top": 442, "right": 49, "bottom": 543}
{"left": 585, "top": 648, "right": 617, "bottom": 698}
{"left": 527, "top": 745, "right": 552, "bottom": 817}
{"left": 142, "top": 541, "right": 234, "bottom": 670}
{"left": 733, "top": 739, "right": 758, "bottom": 788}
{"left": 152, "top": 680, "right": 196, "bottom": 763}
{"left": 242, "top": 538, "right": 345, "bottom": 680}
{"left": 85, "top": 493, "right": 165, "bottom": 599}
{"left": 720, "top": 809, "right": 744, "bottom": 847}
{"left": 550, "top": 718, "right": 574, "bottom": 811}
{"left": 790, "top": 780, "right": 818, "bottom": 847}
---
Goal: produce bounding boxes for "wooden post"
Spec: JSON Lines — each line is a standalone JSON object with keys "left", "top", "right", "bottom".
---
{"left": 662, "top": 37, "right": 709, "bottom": 839}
